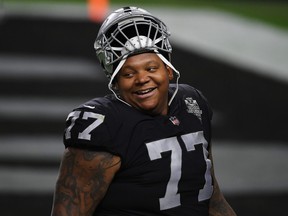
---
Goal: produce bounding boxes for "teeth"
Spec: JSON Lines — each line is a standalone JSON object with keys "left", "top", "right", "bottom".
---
{"left": 136, "top": 88, "right": 153, "bottom": 95}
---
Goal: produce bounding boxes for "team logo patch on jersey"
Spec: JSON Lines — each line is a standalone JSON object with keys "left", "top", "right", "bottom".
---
{"left": 185, "top": 97, "right": 202, "bottom": 123}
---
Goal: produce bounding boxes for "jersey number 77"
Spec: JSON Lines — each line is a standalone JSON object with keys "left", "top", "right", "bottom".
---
{"left": 146, "top": 131, "right": 213, "bottom": 210}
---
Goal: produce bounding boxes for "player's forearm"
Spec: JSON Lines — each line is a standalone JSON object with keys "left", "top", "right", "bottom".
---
{"left": 50, "top": 181, "right": 99, "bottom": 216}
{"left": 209, "top": 196, "right": 237, "bottom": 216}
{"left": 208, "top": 182, "right": 237, "bottom": 216}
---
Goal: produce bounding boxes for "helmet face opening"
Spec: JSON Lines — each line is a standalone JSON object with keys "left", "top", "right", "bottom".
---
{"left": 94, "top": 6, "right": 172, "bottom": 81}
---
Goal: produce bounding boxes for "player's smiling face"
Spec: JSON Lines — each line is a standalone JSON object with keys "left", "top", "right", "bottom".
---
{"left": 116, "top": 53, "right": 173, "bottom": 115}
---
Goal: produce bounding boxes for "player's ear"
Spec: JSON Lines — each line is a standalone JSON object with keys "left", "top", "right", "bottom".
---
{"left": 166, "top": 65, "right": 174, "bottom": 80}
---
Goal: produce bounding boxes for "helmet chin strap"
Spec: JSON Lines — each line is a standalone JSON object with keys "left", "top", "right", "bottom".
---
{"left": 108, "top": 51, "right": 180, "bottom": 108}
{"left": 156, "top": 52, "right": 180, "bottom": 106}
{"left": 108, "top": 55, "right": 131, "bottom": 107}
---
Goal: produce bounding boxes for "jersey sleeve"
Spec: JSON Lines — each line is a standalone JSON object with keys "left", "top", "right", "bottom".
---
{"left": 63, "top": 99, "right": 120, "bottom": 155}
{"left": 178, "top": 83, "right": 213, "bottom": 120}
{"left": 195, "top": 88, "right": 213, "bottom": 121}
{"left": 177, "top": 84, "right": 213, "bottom": 144}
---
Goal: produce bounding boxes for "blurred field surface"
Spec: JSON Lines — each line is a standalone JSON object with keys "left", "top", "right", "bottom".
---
{"left": 5, "top": 0, "right": 288, "bottom": 29}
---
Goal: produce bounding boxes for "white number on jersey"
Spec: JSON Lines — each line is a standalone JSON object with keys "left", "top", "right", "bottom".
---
{"left": 146, "top": 131, "right": 213, "bottom": 210}
{"left": 65, "top": 111, "right": 105, "bottom": 141}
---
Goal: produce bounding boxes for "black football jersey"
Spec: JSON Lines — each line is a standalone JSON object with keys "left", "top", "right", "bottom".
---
{"left": 64, "top": 84, "right": 214, "bottom": 216}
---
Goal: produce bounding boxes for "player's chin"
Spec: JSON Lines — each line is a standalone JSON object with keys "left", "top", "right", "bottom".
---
{"left": 137, "top": 100, "right": 163, "bottom": 115}
{"left": 129, "top": 93, "right": 164, "bottom": 114}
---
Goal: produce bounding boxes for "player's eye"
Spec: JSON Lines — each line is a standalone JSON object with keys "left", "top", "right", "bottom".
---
{"left": 147, "top": 66, "right": 158, "bottom": 72}
{"left": 121, "top": 71, "right": 134, "bottom": 78}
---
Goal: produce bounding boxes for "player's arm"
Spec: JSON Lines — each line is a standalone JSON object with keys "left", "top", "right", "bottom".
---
{"left": 208, "top": 147, "right": 237, "bottom": 216}
{"left": 50, "top": 147, "right": 121, "bottom": 216}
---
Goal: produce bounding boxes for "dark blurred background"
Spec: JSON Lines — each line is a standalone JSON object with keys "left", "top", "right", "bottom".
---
{"left": 1, "top": 0, "right": 288, "bottom": 215}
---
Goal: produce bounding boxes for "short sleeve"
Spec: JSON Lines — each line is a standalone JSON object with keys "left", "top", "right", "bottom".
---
{"left": 63, "top": 98, "right": 121, "bottom": 155}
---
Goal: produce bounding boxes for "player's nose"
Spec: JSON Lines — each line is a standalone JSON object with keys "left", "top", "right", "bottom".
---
{"left": 135, "top": 71, "right": 150, "bottom": 85}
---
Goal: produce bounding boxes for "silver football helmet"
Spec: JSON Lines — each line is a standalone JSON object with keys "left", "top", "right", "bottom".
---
{"left": 94, "top": 6, "right": 180, "bottom": 106}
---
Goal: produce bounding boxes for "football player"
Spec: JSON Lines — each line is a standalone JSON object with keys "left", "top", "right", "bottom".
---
{"left": 51, "top": 6, "right": 237, "bottom": 216}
